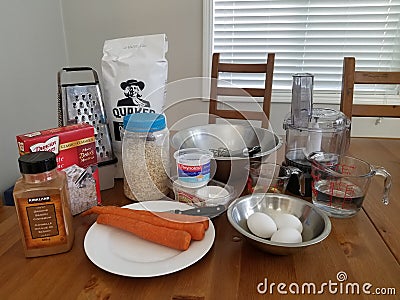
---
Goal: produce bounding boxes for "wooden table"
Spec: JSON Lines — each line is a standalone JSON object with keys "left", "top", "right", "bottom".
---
{"left": 0, "top": 138, "right": 399, "bottom": 299}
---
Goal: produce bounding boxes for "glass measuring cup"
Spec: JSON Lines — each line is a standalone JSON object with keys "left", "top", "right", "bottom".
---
{"left": 247, "top": 162, "right": 304, "bottom": 195}
{"left": 308, "top": 152, "right": 392, "bottom": 218}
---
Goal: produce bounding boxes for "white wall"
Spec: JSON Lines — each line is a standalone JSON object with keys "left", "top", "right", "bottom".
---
{"left": 0, "top": 0, "right": 68, "bottom": 198}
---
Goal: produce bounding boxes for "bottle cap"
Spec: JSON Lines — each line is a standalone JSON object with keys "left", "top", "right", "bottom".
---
{"left": 123, "top": 113, "right": 166, "bottom": 133}
{"left": 18, "top": 151, "right": 57, "bottom": 174}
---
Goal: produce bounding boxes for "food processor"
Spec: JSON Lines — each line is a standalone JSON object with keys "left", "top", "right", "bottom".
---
{"left": 283, "top": 74, "right": 351, "bottom": 197}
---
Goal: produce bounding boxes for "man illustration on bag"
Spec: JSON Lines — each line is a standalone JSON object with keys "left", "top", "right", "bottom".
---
{"left": 117, "top": 79, "right": 151, "bottom": 107}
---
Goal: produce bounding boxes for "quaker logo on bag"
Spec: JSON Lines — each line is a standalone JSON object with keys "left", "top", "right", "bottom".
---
{"left": 117, "top": 79, "right": 152, "bottom": 109}
{"left": 112, "top": 79, "right": 156, "bottom": 141}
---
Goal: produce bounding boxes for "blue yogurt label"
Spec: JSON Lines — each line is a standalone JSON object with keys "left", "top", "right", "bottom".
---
{"left": 177, "top": 161, "right": 211, "bottom": 183}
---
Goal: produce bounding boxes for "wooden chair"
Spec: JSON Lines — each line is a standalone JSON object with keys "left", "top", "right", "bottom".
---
{"left": 208, "top": 53, "right": 275, "bottom": 128}
{"left": 340, "top": 57, "right": 400, "bottom": 120}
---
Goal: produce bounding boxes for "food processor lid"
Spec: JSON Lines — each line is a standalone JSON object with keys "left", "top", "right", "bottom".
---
{"left": 283, "top": 108, "right": 350, "bottom": 132}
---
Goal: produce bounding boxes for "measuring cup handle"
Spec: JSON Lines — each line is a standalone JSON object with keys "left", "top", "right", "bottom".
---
{"left": 373, "top": 166, "right": 392, "bottom": 205}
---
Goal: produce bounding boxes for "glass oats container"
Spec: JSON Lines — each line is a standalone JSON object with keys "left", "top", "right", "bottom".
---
{"left": 13, "top": 151, "right": 74, "bottom": 257}
{"left": 122, "top": 113, "right": 170, "bottom": 201}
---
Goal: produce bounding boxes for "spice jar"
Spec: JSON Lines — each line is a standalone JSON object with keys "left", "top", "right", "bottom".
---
{"left": 122, "top": 113, "right": 170, "bottom": 201}
{"left": 13, "top": 151, "right": 74, "bottom": 257}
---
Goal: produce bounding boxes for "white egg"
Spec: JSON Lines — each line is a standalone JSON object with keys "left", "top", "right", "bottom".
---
{"left": 247, "top": 212, "right": 277, "bottom": 238}
{"left": 274, "top": 213, "right": 303, "bottom": 233}
{"left": 271, "top": 228, "right": 302, "bottom": 243}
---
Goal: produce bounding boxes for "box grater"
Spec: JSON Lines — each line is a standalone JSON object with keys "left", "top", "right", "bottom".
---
{"left": 57, "top": 67, "right": 117, "bottom": 167}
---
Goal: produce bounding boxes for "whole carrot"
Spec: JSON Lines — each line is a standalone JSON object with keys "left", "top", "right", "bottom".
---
{"left": 135, "top": 210, "right": 209, "bottom": 230}
{"left": 84, "top": 206, "right": 209, "bottom": 229}
{"left": 97, "top": 214, "right": 192, "bottom": 251}
{"left": 82, "top": 206, "right": 207, "bottom": 240}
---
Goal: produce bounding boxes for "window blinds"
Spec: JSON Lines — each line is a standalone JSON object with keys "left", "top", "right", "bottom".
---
{"left": 213, "top": 0, "right": 400, "bottom": 94}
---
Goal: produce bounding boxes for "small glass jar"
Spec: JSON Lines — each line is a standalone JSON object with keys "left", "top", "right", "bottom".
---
{"left": 122, "top": 113, "right": 170, "bottom": 201}
{"left": 13, "top": 151, "right": 74, "bottom": 257}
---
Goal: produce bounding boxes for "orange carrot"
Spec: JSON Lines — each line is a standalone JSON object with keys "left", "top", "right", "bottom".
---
{"left": 86, "top": 206, "right": 209, "bottom": 229}
{"left": 82, "top": 206, "right": 207, "bottom": 240}
{"left": 135, "top": 210, "right": 209, "bottom": 230}
{"left": 81, "top": 206, "right": 117, "bottom": 217}
{"left": 97, "top": 214, "right": 191, "bottom": 251}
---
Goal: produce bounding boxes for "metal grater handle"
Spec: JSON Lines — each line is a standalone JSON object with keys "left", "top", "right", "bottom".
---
{"left": 61, "top": 67, "right": 99, "bottom": 83}
{"left": 57, "top": 67, "right": 99, "bottom": 127}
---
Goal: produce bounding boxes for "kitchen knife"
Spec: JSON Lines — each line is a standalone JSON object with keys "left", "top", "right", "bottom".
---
{"left": 169, "top": 204, "right": 226, "bottom": 218}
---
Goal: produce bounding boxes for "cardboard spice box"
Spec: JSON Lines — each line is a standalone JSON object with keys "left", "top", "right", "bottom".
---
{"left": 16, "top": 123, "right": 101, "bottom": 215}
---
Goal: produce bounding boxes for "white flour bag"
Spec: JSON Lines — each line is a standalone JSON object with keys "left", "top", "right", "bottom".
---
{"left": 102, "top": 34, "right": 168, "bottom": 177}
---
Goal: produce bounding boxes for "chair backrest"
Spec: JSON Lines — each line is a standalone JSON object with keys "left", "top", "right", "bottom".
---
{"left": 208, "top": 53, "right": 275, "bottom": 128}
{"left": 340, "top": 57, "right": 400, "bottom": 120}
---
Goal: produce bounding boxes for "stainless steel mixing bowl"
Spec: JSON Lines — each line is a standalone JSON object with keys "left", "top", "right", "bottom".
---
{"left": 171, "top": 124, "right": 282, "bottom": 160}
{"left": 171, "top": 124, "right": 283, "bottom": 186}
{"left": 227, "top": 193, "right": 331, "bottom": 255}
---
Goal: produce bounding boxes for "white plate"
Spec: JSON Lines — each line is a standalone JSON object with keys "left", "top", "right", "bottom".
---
{"left": 84, "top": 200, "right": 215, "bottom": 277}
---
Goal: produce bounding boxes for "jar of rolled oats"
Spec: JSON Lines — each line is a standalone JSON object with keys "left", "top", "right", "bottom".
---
{"left": 122, "top": 113, "right": 170, "bottom": 201}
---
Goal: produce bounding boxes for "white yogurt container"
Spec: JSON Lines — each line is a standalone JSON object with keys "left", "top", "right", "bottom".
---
{"left": 174, "top": 148, "right": 213, "bottom": 188}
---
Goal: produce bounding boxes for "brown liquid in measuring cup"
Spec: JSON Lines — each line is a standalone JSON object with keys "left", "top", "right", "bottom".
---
{"left": 312, "top": 179, "right": 364, "bottom": 217}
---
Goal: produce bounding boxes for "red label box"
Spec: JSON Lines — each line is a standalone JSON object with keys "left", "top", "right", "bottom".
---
{"left": 16, "top": 123, "right": 101, "bottom": 215}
